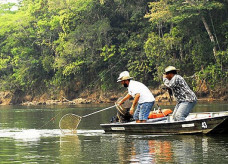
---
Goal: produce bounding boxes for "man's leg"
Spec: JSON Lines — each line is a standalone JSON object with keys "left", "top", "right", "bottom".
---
{"left": 174, "top": 101, "right": 197, "bottom": 121}
{"left": 138, "top": 102, "right": 154, "bottom": 122}
{"left": 172, "top": 103, "right": 180, "bottom": 121}
{"left": 133, "top": 104, "right": 141, "bottom": 121}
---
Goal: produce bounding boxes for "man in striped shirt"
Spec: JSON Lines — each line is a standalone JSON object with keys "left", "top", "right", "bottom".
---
{"left": 163, "top": 66, "right": 197, "bottom": 121}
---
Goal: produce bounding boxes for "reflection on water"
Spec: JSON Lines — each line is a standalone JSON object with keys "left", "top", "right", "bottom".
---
{"left": 112, "top": 134, "right": 228, "bottom": 163}
{"left": 131, "top": 140, "right": 154, "bottom": 163}
{"left": 0, "top": 103, "right": 227, "bottom": 163}
{"left": 60, "top": 135, "right": 81, "bottom": 163}
{"left": 114, "top": 134, "right": 173, "bottom": 163}
{"left": 0, "top": 128, "right": 227, "bottom": 163}
{"left": 148, "top": 140, "right": 173, "bottom": 163}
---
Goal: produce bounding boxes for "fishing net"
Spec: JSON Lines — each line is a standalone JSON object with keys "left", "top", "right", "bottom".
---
{"left": 59, "top": 105, "right": 116, "bottom": 134}
{"left": 59, "top": 113, "right": 81, "bottom": 134}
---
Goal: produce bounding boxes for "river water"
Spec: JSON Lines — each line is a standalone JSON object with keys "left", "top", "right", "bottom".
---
{"left": 0, "top": 102, "right": 227, "bottom": 163}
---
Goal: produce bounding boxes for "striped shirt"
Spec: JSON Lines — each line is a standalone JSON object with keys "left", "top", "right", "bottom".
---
{"left": 163, "top": 75, "right": 197, "bottom": 103}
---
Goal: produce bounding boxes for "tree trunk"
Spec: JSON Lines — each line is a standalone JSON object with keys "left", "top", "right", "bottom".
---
{"left": 201, "top": 16, "right": 217, "bottom": 62}
{"left": 185, "top": 0, "right": 217, "bottom": 62}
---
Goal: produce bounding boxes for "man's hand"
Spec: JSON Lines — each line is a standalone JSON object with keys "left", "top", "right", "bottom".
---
{"left": 117, "top": 101, "right": 123, "bottom": 106}
{"left": 163, "top": 74, "right": 167, "bottom": 78}
{"left": 117, "top": 94, "right": 131, "bottom": 106}
{"left": 129, "top": 106, "right": 134, "bottom": 115}
{"left": 129, "top": 93, "right": 139, "bottom": 115}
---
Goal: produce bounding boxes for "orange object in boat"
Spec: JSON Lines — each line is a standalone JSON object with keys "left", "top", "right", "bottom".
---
{"left": 148, "top": 109, "right": 172, "bottom": 119}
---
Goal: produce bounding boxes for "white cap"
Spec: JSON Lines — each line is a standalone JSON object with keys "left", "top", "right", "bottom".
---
{"left": 117, "top": 71, "right": 133, "bottom": 82}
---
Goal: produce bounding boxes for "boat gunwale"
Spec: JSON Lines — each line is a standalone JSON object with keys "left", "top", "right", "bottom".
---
{"left": 100, "top": 112, "right": 228, "bottom": 126}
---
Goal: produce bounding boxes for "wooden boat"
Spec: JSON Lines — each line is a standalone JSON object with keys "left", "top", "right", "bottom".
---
{"left": 100, "top": 111, "right": 228, "bottom": 135}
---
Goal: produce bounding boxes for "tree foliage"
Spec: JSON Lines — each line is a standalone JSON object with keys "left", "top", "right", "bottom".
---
{"left": 0, "top": 0, "right": 227, "bottom": 98}
{"left": 145, "top": 0, "right": 228, "bottom": 90}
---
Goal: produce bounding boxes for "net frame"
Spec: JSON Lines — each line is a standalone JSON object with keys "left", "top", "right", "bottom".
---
{"left": 59, "top": 113, "right": 82, "bottom": 134}
{"left": 59, "top": 105, "right": 116, "bottom": 134}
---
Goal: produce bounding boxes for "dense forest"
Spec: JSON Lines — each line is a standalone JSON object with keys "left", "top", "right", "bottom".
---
{"left": 0, "top": 0, "right": 227, "bottom": 103}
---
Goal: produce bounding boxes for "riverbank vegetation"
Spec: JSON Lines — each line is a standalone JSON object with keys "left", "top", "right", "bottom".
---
{"left": 0, "top": 0, "right": 227, "bottom": 104}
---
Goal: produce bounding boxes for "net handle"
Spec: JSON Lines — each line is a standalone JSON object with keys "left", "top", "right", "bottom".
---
{"left": 82, "top": 105, "right": 116, "bottom": 118}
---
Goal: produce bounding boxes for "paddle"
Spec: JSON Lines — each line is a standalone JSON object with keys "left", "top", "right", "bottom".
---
{"left": 59, "top": 105, "right": 116, "bottom": 134}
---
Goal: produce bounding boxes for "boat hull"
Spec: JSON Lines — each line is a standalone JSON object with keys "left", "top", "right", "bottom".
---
{"left": 100, "top": 114, "right": 228, "bottom": 135}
